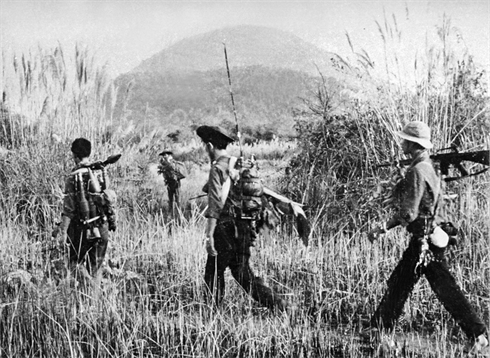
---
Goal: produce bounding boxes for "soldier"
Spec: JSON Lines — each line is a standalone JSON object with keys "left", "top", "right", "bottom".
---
{"left": 53, "top": 138, "right": 110, "bottom": 276}
{"left": 158, "top": 149, "right": 185, "bottom": 215}
{"left": 367, "top": 121, "right": 488, "bottom": 352}
{"left": 196, "top": 125, "right": 287, "bottom": 312}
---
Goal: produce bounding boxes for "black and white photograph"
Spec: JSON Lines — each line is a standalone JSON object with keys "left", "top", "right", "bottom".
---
{"left": 1, "top": 1, "right": 489, "bottom": 357}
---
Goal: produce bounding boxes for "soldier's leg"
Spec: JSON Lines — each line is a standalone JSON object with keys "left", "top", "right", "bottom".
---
{"left": 425, "top": 253, "right": 487, "bottom": 340}
{"left": 204, "top": 222, "right": 233, "bottom": 305}
{"left": 230, "top": 253, "right": 286, "bottom": 311}
{"left": 174, "top": 185, "right": 180, "bottom": 209}
{"left": 86, "top": 223, "right": 109, "bottom": 275}
{"left": 230, "top": 221, "right": 286, "bottom": 311}
{"left": 167, "top": 187, "right": 174, "bottom": 214}
{"left": 67, "top": 224, "right": 86, "bottom": 270}
{"left": 371, "top": 239, "right": 422, "bottom": 331}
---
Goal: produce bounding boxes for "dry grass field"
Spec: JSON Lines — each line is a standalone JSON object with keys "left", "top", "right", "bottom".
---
{"left": 0, "top": 139, "right": 488, "bottom": 357}
{"left": 1, "top": 17, "right": 489, "bottom": 357}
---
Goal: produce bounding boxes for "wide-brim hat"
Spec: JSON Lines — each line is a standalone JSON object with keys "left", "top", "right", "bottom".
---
{"left": 159, "top": 150, "right": 173, "bottom": 156}
{"left": 196, "top": 125, "right": 235, "bottom": 144}
{"left": 396, "top": 121, "right": 433, "bottom": 149}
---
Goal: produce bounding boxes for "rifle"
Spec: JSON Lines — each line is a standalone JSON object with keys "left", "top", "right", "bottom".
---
{"left": 376, "top": 149, "right": 489, "bottom": 182}
{"left": 189, "top": 193, "right": 207, "bottom": 201}
{"left": 263, "top": 187, "right": 310, "bottom": 244}
{"left": 158, "top": 160, "right": 186, "bottom": 181}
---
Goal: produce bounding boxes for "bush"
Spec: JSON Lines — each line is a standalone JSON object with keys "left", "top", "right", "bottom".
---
{"left": 287, "top": 15, "right": 489, "bottom": 236}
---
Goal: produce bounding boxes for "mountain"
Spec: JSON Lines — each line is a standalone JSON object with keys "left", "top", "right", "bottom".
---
{"left": 133, "top": 25, "right": 337, "bottom": 76}
{"left": 113, "top": 25, "right": 348, "bottom": 141}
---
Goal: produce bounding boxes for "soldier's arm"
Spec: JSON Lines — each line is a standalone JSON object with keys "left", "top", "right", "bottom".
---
{"left": 375, "top": 168, "right": 425, "bottom": 235}
{"left": 57, "top": 174, "right": 76, "bottom": 239}
{"left": 395, "top": 167, "right": 424, "bottom": 227}
{"left": 205, "top": 218, "right": 217, "bottom": 238}
{"left": 204, "top": 165, "right": 225, "bottom": 220}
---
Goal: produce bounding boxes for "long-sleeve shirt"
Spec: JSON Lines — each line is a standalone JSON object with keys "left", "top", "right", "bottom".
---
{"left": 393, "top": 151, "right": 441, "bottom": 228}
{"left": 204, "top": 155, "right": 239, "bottom": 220}
{"left": 158, "top": 160, "right": 185, "bottom": 186}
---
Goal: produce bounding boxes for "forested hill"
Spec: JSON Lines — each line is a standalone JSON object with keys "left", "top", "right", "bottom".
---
{"left": 114, "top": 25, "right": 347, "bottom": 141}
{"left": 133, "top": 25, "right": 337, "bottom": 76}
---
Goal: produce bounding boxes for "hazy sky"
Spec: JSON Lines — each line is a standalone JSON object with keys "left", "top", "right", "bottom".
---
{"left": 1, "top": 1, "right": 489, "bottom": 78}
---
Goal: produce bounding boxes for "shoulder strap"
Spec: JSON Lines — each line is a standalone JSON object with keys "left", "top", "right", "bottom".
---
{"left": 221, "top": 156, "right": 238, "bottom": 206}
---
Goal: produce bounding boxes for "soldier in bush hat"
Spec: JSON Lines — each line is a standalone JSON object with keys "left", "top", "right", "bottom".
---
{"left": 158, "top": 148, "right": 185, "bottom": 216}
{"left": 196, "top": 125, "right": 287, "bottom": 312}
{"left": 366, "top": 121, "right": 488, "bottom": 352}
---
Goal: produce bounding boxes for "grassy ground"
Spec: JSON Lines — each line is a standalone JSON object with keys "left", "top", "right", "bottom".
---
{"left": 0, "top": 142, "right": 488, "bottom": 358}
{"left": 1, "top": 21, "right": 488, "bottom": 355}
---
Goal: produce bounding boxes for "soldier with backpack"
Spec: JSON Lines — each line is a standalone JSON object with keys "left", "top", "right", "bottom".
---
{"left": 53, "top": 138, "right": 118, "bottom": 277}
{"left": 196, "top": 125, "right": 287, "bottom": 312}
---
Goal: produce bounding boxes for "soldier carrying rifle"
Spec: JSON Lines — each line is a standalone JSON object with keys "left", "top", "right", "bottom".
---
{"left": 366, "top": 121, "right": 488, "bottom": 352}
{"left": 158, "top": 149, "right": 185, "bottom": 216}
{"left": 196, "top": 125, "right": 288, "bottom": 312}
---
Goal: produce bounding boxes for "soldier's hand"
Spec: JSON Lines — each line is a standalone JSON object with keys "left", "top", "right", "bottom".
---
{"left": 52, "top": 227, "right": 60, "bottom": 239}
{"left": 205, "top": 237, "right": 217, "bottom": 256}
{"left": 56, "top": 231, "right": 68, "bottom": 248}
{"left": 51, "top": 221, "right": 61, "bottom": 238}
{"left": 368, "top": 222, "right": 388, "bottom": 243}
{"left": 368, "top": 227, "right": 383, "bottom": 243}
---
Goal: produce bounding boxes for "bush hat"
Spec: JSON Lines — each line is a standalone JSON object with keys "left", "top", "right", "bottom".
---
{"left": 196, "top": 125, "right": 234, "bottom": 144}
{"left": 397, "top": 121, "right": 433, "bottom": 149}
{"left": 159, "top": 150, "right": 173, "bottom": 156}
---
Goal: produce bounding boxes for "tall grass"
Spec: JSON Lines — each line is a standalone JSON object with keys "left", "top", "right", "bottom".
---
{"left": 1, "top": 13, "right": 489, "bottom": 358}
{"left": 290, "top": 11, "right": 489, "bottom": 234}
{"left": 1, "top": 44, "right": 117, "bottom": 148}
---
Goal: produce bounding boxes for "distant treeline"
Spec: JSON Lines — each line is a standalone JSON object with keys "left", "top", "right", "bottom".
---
{"left": 113, "top": 65, "right": 341, "bottom": 142}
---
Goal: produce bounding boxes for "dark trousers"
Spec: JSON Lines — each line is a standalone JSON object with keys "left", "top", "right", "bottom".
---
{"left": 67, "top": 221, "right": 109, "bottom": 276}
{"left": 371, "top": 237, "right": 486, "bottom": 339}
{"left": 204, "top": 220, "right": 286, "bottom": 311}
{"left": 167, "top": 182, "right": 180, "bottom": 215}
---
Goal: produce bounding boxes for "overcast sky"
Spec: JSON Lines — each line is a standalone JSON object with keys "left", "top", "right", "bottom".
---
{"left": 1, "top": 1, "right": 489, "bottom": 78}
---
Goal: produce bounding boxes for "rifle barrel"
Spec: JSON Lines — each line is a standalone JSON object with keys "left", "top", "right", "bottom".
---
{"left": 375, "top": 150, "right": 489, "bottom": 181}
{"left": 431, "top": 150, "right": 489, "bottom": 166}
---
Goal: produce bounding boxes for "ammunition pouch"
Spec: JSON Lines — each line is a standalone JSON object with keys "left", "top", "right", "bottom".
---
{"left": 102, "top": 189, "right": 117, "bottom": 232}
{"left": 241, "top": 196, "right": 262, "bottom": 216}
{"left": 87, "top": 190, "right": 117, "bottom": 232}
{"left": 408, "top": 219, "right": 458, "bottom": 249}
{"left": 439, "top": 221, "right": 458, "bottom": 237}
{"left": 91, "top": 192, "right": 105, "bottom": 208}
{"left": 407, "top": 217, "right": 434, "bottom": 238}
{"left": 439, "top": 221, "right": 459, "bottom": 246}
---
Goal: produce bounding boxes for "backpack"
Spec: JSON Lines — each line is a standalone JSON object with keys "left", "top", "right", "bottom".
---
{"left": 223, "top": 156, "right": 264, "bottom": 220}
{"left": 72, "top": 165, "right": 117, "bottom": 232}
